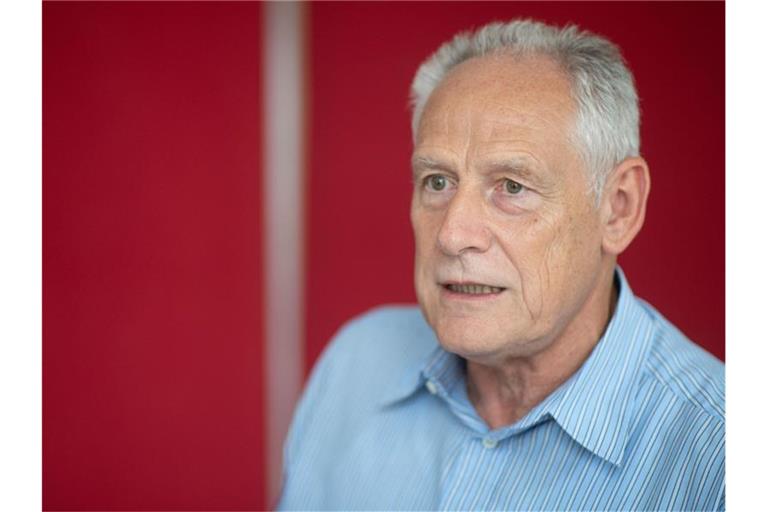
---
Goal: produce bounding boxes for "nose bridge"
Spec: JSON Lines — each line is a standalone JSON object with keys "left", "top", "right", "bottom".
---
{"left": 437, "top": 181, "right": 491, "bottom": 256}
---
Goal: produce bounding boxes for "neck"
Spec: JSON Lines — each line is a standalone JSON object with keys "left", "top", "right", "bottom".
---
{"left": 466, "top": 266, "right": 618, "bottom": 429}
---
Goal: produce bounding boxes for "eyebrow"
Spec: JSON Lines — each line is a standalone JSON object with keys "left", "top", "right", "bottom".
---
{"left": 411, "top": 155, "right": 453, "bottom": 180}
{"left": 411, "top": 155, "right": 448, "bottom": 170}
{"left": 483, "top": 157, "right": 545, "bottom": 184}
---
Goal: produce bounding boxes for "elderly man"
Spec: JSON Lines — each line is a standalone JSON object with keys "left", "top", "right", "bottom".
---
{"left": 279, "top": 19, "right": 724, "bottom": 511}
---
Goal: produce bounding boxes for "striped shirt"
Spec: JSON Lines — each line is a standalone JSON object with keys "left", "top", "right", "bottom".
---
{"left": 278, "top": 269, "right": 724, "bottom": 510}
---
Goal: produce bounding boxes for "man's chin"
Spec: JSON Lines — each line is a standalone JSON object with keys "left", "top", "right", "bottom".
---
{"left": 433, "top": 325, "right": 506, "bottom": 359}
{"left": 432, "top": 321, "right": 546, "bottom": 364}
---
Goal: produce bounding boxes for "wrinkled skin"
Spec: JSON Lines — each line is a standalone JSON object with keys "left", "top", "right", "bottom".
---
{"left": 411, "top": 53, "right": 614, "bottom": 369}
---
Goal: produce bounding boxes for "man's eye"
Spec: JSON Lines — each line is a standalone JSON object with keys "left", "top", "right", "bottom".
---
{"left": 426, "top": 175, "right": 448, "bottom": 191}
{"left": 504, "top": 179, "right": 524, "bottom": 194}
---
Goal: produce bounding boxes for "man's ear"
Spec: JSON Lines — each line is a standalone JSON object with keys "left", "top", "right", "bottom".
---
{"left": 599, "top": 157, "right": 651, "bottom": 256}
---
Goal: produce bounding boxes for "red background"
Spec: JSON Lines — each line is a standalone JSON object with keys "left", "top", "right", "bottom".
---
{"left": 43, "top": 2, "right": 724, "bottom": 510}
{"left": 43, "top": 3, "right": 265, "bottom": 510}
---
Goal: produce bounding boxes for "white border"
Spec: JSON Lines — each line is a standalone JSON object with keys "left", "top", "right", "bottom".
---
{"left": 8, "top": 1, "right": 761, "bottom": 510}
{"left": 0, "top": 0, "right": 42, "bottom": 510}
{"left": 726, "top": 0, "right": 768, "bottom": 510}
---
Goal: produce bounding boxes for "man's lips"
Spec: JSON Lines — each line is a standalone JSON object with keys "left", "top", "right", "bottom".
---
{"left": 440, "top": 281, "right": 506, "bottom": 295}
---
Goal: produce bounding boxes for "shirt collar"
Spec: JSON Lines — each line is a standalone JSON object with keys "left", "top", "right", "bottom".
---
{"left": 380, "top": 268, "right": 653, "bottom": 467}
{"left": 380, "top": 344, "right": 436, "bottom": 407}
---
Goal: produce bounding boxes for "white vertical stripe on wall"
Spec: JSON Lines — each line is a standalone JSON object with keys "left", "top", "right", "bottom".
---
{"left": 263, "top": 1, "right": 305, "bottom": 504}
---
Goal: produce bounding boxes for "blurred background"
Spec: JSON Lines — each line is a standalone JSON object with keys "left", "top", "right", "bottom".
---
{"left": 43, "top": 2, "right": 724, "bottom": 510}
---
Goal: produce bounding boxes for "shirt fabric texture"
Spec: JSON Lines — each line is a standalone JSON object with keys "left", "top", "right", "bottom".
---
{"left": 278, "top": 269, "right": 725, "bottom": 511}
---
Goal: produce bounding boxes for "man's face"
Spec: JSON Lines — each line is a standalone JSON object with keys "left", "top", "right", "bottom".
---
{"left": 411, "top": 53, "right": 607, "bottom": 363}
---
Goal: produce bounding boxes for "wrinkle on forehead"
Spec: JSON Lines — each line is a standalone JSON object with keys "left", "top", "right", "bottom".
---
{"left": 418, "top": 97, "right": 574, "bottom": 148}
{"left": 484, "top": 109, "right": 571, "bottom": 141}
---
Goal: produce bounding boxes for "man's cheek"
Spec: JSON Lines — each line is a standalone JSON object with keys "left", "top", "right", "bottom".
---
{"left": 515, "top": 230, "right": 563, "bottom": 321}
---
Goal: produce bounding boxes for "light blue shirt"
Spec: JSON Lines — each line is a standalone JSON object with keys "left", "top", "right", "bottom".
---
{"left": 279, "top": 269, "right": 724, "bottom": 510}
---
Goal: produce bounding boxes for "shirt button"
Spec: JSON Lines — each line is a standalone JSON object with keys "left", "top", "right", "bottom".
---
{"left": 482, "top": 437, "right": 498, "bottom": 449}
{"left": 425, "top": 380, "right": 438, "bottom": 395}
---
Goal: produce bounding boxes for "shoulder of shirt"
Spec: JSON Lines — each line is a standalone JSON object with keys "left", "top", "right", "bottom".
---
{"left": 637, "top": 298, "right": 725, "bottom": 424}
{"left": 323, "top": 303, "right": 435, "bottom": 358}
{"left": 306, "top": 304, "right": 437, "bottom": 399}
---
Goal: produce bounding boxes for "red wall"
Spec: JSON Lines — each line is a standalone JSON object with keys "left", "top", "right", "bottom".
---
{"left": 306, "top": 1, "right": 725, "bottom": 369}
{"left": 43, "top": 3, "right": 265, "bottom": 510}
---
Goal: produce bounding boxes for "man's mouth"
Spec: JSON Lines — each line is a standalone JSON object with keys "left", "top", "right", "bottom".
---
{"left": 443, "top": 283, "right": 506, "bottom": 295}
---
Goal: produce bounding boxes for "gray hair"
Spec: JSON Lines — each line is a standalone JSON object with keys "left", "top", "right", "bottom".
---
{"left": 410, "top": 19, "right": 640, "bottom": 199}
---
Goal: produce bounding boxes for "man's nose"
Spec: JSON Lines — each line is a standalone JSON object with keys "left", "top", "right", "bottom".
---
{"left": 436, "top": 188, "right": 492, "bottom": 256}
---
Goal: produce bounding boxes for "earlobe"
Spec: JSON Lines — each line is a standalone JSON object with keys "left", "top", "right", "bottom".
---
{"left": 600, "top": 157, "right": 651, "bottom": 255}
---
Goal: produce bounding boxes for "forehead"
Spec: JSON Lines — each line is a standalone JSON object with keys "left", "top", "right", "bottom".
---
{"left": 415, "top": 53, "right": 577, "bottom": 157}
